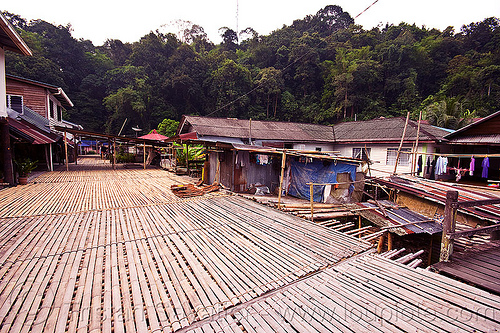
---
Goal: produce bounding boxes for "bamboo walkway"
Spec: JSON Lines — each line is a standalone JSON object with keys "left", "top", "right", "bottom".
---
{"left": 183, "top": 253, "right": 500, "bottom": 332}
{"left": 0, "top": 157, "right": 371, "bottom": 332}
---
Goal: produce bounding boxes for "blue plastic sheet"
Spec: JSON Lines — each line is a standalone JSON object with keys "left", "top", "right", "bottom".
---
{"left": 288, "top": 158, "right": 357, "bottom": 202}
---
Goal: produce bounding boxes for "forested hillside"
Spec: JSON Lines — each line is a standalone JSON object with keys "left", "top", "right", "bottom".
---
{"left": 4, "top": 6, "right": 500, "bottom": 136}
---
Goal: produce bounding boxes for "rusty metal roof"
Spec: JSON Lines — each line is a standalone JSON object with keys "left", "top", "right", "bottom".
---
{"left": 357, "top": 200, "right": 442, "bottom": 235}
{"left": 179, "top": 116, "right": 335, "bottom": 142}
{"left": 373, "top": 175, "right": 500, "bottom": 223}
{"left": 9, "top": 118, "right": 58, "bottom": 144}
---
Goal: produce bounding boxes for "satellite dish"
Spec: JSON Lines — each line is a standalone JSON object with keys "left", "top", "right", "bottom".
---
{"left": 132, "top": 126, "right": 142, "bottom": 132}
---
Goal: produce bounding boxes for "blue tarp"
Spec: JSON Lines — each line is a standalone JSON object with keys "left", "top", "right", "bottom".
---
{"left": 288, "top": 158, "right": 357, "bottom": 202}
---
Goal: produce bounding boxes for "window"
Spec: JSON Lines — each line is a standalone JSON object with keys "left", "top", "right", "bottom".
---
{"left": 386, "top": 148, "right": 411, "bottom": 166}
{"left": 353, "top": 147, "right": 371, "bottom": 161}
{"left": 57, "top": 105, "right": 63, "bottom": 122}
{"left": 49, "top": 101, "right": 55, "bottom": 119}
{"left": 6, "top": 95, "right": 23, "bottom": 113}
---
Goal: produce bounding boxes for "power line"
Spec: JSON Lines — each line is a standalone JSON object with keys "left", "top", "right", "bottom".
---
{"left": 355, "top": 0, "right": 380, "bottom": 19}
{"left": 206, "top": 2, "right": 381, "bottom": 118}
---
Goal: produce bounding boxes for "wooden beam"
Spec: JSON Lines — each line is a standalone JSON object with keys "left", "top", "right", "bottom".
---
{"left": 412, "top": 110, "right": 422, "bottom": 175}
{"left": 456, "top": 198, "right": 500, "bottom": 208}
{"left": 450, "top": 224, "right": 500, "bottom": 239}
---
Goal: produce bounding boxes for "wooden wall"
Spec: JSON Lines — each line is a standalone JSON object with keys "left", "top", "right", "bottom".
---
{"left": 6, "top": 78, "right": 47, "bottom": 118}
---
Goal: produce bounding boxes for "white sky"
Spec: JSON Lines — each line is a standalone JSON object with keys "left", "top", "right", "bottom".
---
{"left": 3, "top": 0, "right": 500, "bottom": 45}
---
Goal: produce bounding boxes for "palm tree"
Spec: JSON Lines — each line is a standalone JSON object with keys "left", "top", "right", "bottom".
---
{"left": 425, "top": 97, "right": 475, "bottom": 130}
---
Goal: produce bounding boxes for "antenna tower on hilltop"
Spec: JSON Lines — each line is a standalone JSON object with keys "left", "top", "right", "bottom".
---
{"left": 236, "top": 0, "right": 239, "bottom": 42}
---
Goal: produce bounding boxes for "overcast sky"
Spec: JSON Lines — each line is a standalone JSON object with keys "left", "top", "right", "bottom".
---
{"left": 3, "top": 0, "right": 499, "bottom": 45}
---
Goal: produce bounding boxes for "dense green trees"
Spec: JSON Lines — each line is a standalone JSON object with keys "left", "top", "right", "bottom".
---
{"left": 4, "top": 8, "right": 500, "bottom": 134}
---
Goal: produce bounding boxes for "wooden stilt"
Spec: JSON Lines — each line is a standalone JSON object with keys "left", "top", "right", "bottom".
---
{"left": 309, "top": 183, "right": 314, "bottom": 222}
{"left": 358, "top": 215, "right": 362, "bottom": 239}
{"left": 185, "top": 143, "right": 189, "bottom": 175}
{"left": 377, "top": 232, "right": 387, "bottom": 253}
{"left": 440, "top": 190, "right": 458, "bottom": 262}
{"left": 428, "top": 236, "right": 434, "bottom": 266}
{"left": 113, "top": 139, "right": 116, "bottom": 170}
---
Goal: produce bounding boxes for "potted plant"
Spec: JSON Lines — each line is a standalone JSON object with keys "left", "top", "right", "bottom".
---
{"left": 15, "top": 158, "right": 38, "bottom": 185}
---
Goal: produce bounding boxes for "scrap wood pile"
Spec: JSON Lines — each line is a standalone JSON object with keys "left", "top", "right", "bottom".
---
{"left": 278, "top": 202, "right": 379, "bottom": 220}
{"left": 171, "top": 182, "right": 221, "bottom": 198}
{"left": 277, "top": 203, "right": 380, "bottom": 239}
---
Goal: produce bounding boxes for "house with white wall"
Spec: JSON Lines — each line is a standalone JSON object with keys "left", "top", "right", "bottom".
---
{"left": 177, "top": 115, "right": 336, "bottom": 152}
{"left": 332, "top": 117, "right": 452, "bottom": 177}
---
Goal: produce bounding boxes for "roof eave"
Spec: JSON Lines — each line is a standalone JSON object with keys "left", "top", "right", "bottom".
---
{"left": 0, "top": 14, "right": 32, "bottom": 56}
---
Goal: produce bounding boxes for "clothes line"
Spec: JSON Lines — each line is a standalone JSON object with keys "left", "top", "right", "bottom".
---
{"left": 396, "top": 151, "right": 500, "bottom": 158}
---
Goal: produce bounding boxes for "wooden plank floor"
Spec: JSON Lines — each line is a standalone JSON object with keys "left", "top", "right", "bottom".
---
{"left": 184, "top": 253, "right": 500, "bottom": 333}
{"left": 433, "top": 241, "right": 500, "bottom": 295}
{"left": 0, "top": 157, "right": 371, "bottom": 332}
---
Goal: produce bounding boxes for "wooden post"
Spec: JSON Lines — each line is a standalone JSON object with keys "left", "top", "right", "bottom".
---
{"left": 74, "top": 138, "right": 78, "bottom": 165}
{"left": 143, "top": 141, "right": 146, "bottom": 169}
{"left": 387, "top": 232, "right": 393, "bottom": 251}
{"left": 185, "top": 143, "right": 189, "bottom": 175}
{"left": 428, "top": 236, "right": 434, "bottom": 266}
{"left": 64, "top": 131, "right": 69, "bottom": 171}
{"left": 173, "top": 147, "right": 177, "bottom": 173}
{"left": 440, "top": 190, "right": 458, "bottom": 262}
{"left": 113, "top": 139, "right": 116, "bottom": 170}
{"left": 49, "top": 143, "right": 53, "bottom": 172}
{"left": 215, "top": 154, "right": 221, "bottom": 184}
{"left": 412, "top": 111, "right": 422, "bottom": 175}
{"left": 358, "top": 215, "right": 362, "bottom": 239}
{"left": 309, "top": 183, "right": 314, "bottom": 222}
{"left": 393, "top": 112, "right": 410, "bottom": 175}
{"left": 0, "top": 118, "right": 14, "bottom": 185}
{"left": 277, "top": 151, "right": 287, "bottom": 209}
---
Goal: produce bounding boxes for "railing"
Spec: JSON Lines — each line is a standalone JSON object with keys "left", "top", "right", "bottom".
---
{"left": 439, "top": 190, "right": 500, "bottom": 261}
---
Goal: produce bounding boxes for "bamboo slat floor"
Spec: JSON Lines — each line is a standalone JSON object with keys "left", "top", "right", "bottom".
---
{"left": 182, "top": 253, "right": 500, "bottom": 333}
{"left": 0, "top": 157, "right": 371, "bottom": 332}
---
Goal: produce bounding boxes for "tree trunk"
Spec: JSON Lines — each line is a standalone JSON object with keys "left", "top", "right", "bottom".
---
{"left": 273, "top": 93, "right": 278, "bottom": 118}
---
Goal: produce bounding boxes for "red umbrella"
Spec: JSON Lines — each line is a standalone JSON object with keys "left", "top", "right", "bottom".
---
{"left": 138, "top": 129, "right": 169, "bottom": 141}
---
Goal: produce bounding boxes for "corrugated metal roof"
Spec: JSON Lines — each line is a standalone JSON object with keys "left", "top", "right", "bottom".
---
{"left": 333, "top": 117, "right": 451, "bottom": 143}
{"left": 180, "top": 116, "right": 335, "bottom": 142}
{"left": 9, "top": 118, "right": 57, "bottom": 144}
{"left": 447, "top": 134, "right": 500, "bottom": 144}
{"left": 357, "top": 201, "right": 442, "bottom": 235}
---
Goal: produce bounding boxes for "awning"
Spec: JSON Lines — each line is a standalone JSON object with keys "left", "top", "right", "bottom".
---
{"left": 9, "top": 118, "right": 57, "bottom": 145}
